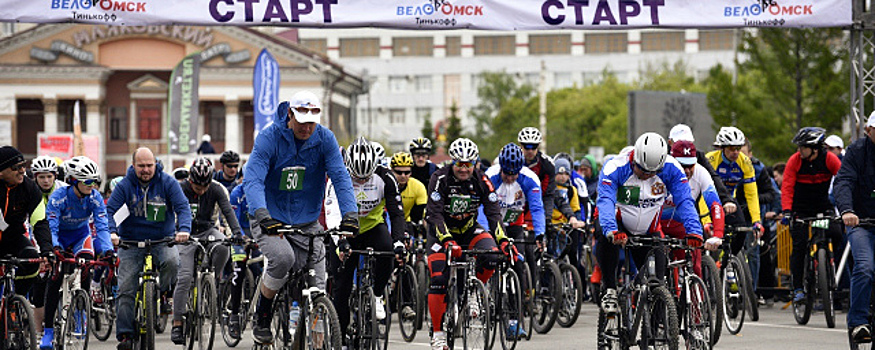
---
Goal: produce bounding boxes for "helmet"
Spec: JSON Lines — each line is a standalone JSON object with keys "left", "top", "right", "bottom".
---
{"left": 792, "top": 127, "right": 826, "bottom": 147}
{"left": 65, "top": 156, "right": 100, "bottom": 182}
{"left": 633, "top": 132, "right": 668, "bottom": 172}
{"left": 188, "top": 157, "right": 214, "bottom": 186}
{"left": 517, "top": 127, "right": 543, "bottom": 144}
{"left": 448, "top": 138, "right": 479, "bottom": 162}
{"left": 499, "top": 143, "right": 525, "bottom": 175}
{"left": 219, "top": 150, "right": 240, "bottom": 164}
{"left": 714, "top": 126, "right": 746, "bottom": 147}
{"left": 31, "top": 156, "right": 58, "bottom": 174}
{"left": 408, "top": 137, "right": 432, "bottom": 153}
{"left": 289, "top": 91, "right": 322, "bottom": 123}
{"left": 370, "top": 141, "right": 386, "bottom": 159}
{"left": 553, "top": 152, "right": 574, "bottom": 164}
{"left": 346, "top": 137, "right": 379, "bottom": 179}
{"left": 172, "top": 167, "right": 190, "bottom": 180}
{"left": 390, "top": 152, "right": 414, "bottom": 168}
{"left": 109, "top": 176, "right": 123, "bottom": 192}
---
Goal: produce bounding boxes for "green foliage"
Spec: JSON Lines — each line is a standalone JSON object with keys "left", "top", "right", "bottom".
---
{"left": 420, "top": 113, "right": 434, "bottom": 153}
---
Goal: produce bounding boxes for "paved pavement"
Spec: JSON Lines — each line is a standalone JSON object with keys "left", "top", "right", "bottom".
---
{"left": 83, "top": 302, "right": 850, "bottom": 350}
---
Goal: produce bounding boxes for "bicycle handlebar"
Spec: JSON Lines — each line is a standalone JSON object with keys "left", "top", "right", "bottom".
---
{"left": 0, "top": 257, "right": 43, "bottom": 267}
{"left": 118, "top": 237, "right": 176, "bottom": 249}
{"left": 348, "top": 249, "right": 396, "bottom": 257}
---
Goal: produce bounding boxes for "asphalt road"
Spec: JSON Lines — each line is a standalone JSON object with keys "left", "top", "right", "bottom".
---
{"left": 83, "top": 301, "right": 850, "bottom": 350}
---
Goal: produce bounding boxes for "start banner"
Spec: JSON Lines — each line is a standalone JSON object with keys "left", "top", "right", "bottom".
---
{"left": 0, "top": 0, "right": 852, "bottom": 29}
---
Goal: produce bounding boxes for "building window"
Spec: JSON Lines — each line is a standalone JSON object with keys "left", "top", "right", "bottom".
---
{"left": 474, "top": 35, "right": 515, "bottom": 56}
{"left": 57, "top": 99, "right": 87, "bottom": 133}
{"left": 415, "top": 75, "right": 432, "bottom": 93}
{"left": 137, "top": 106, "right": 161, "bottom": 140}
{"left": 109, "top": 107, "right": 127, "bottom": 140}
{"left": 522, "top": 72, "right": 540, "bottom": 87}
{"left": 582, "top": 72, "right": 601, "bottom": 86}
{"left": 641, "top": 31, "right": 685, "bottom": 52}
{"left": 554, "top": 72, "right": 574, "bottom": 89}
{"left": 393, "top": 37, "right": 433, "bottom": 57}
{"left": 204, "top": 102, "right": 225, "bottom": 142}
{"left": 389, "top": 109, "right": 406, "bottom": 125}
{"left": 300, "top": 38, "right": 327, "bottom": 55}
{"left": 445, "top": 36, "right": 461, "bottom": 56}
{"left": 529, "top": 34, "right": 571, "bottom": 55}
{"left": 415, "top": 107, "right": 431, "bottom": 124}
{"left": 389, "top": 76, "right": 408, "bottom": 93}
{"left": 339, "top": 38, "right": 379, "bottom": 57}
{"left": 699, "top": 30, "right": 736, "bottom": 51}
{"left": 585, "top": 33, "right": 627, "bottom": 54}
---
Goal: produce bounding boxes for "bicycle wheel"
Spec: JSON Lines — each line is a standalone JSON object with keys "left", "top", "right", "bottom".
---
{"left": 722, "top": 257, "right": 746, "bottom": 335}
{"left": 701, "top": 254, "right": 723, "bottom": 346}
{"left": 140, "top": 282, "right": 157, "bottom": 350}
{"left": 354, "top": 287, "right": 379, "bottom": 350}
{"left": 7, "top": 294, "right": 37, "bottom": 350}
{"left": 91, "top": 275, "right": 115, "bottom": 342}
{"left": 519, "top": 262, "right": 533, "bottom": 341}
{"left": 61, "top": 289, "right": 91, "bottom": 350}
{"left": 643, "top": 286, "right": 679, "bottom": 350}
{"left": 532, "top": 261, "right": 561, "bottom": 334}
{"left": 397, "top": 265, "right": 419, "bottom": 342}
{"left": 413, "top": 259, "right": 429, "bottom": 331}
{"left": 219, "top": 281, "right": 241, "bottom": 347}
{"left": 793, "top": 256, "right": 814, "bottom": 325}
{"left": 739, "top": 250, "right": 759, "bottom": 322}
{"left": 462, "top": 278, "right": 490, "bottom": 350}
{"left": 302, "top": 294, "right": 343, "bottom": 350}
{"left": 596, "top": 288, "right": 629, "bottom": 350}
{"left": 377, "top": 287, "right": 390, "bottom": 350}
{"left": 817, "top": 248, "right": 836, "bottom": 328}
{"left": 153, "top": 281, "right": 168, "bottom": 335}
{"left": 445, "top": 276, "right": 458, "bottom": 350}
{"left": 196, "top": 274, "right": 217, "bottom": 350}
{"left": 269, "top": 292, "right": 290, "bottom": 348}
{"left": 241, "top": 269, "right": 255, "bottom": 333}
{"left": 684, "top": 275, "right": 712, "bottom": 350}
{"left": 557, "top": 262, "right": 583, "bottom": 328}
{"left": 499, "top": 269, "right": 522, "bottom": 350}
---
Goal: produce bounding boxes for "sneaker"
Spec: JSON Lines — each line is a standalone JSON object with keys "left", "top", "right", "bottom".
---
{"left": 117, "top": 335, "right": 133, "bottom": 350}
{"left": 40, "top": 328, "right": 53, "bottom": 350}
{"left": 252, "top": 313, "right": 273, "bottom": 344}
{"left": 601, "top": 288, "right": 619, "bottom": 315}
{"left": 228, "top": 314, "right": 241, "bottom": 340}
{"left": 374, "top": 295, "right": 386, "bottom": 320}
{"left": 852, "top": 324, "right": 873, "bottom": 344}
{"left": 161, "top": 297, "right": 173, "bottom": 315}
{"left": 793, "top": 289, "right": 806, "bottom": 303}
{"left": 431, "top": 331, "right": 448, "bottom": 350}
{"left": 506, "top": 321, "right": 527, "bottom": 340}
{"left": 170, "top": 325, "right": 185, "bottom": 345}
{"left": 401, "top": 306, "right": 416, "bottom": 321}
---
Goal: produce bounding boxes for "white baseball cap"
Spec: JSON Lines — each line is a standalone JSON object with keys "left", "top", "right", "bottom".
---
{"left": 668, "top": 124, "right": 695, "bottom": 142}
{"left": 869, "top": 111, "right": 875, "bottom": 128}
{"left": 289, "top": 91, "right": 322, "bottom": 124}
{"left": 824, "top": 135, "right": 844, "bottom": 149}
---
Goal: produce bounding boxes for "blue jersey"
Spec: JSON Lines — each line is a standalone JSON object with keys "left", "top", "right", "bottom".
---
{"left": 47, "top": 185, "right": 112, "bottom": 253}
{"left": 477, "top": 164, "right": 546, "bottom": 236}
{"left": 229, "top": 185, "right": 250, "bottom": 230}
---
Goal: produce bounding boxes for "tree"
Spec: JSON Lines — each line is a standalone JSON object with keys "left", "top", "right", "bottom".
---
{"left": 419, "top": 113, "right": 434, "bottom": 153}
{"left": 468, "top": 71, "right": 535, "bottom": 155}
{"left": 446, "top": 100, "right": 462, "bottom": 145}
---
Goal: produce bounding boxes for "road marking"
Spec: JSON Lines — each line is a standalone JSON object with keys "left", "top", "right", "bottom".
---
{"left": 388, "top": 340, "right": 464, "bottom": 349}
{"left": 744, "top": 321, "right": 847, "bottom": 333}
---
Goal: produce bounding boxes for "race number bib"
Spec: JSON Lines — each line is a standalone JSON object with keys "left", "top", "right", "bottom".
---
{"left": 616, "top": 186, "right": 640, "bottom": 206}
{"left": 146, "top": 202, "right": 166, "bottom": 222}
{"left": 448, "top": 195, "right": 472, "bottom": 215}
{"left": 503, "top": 209, "right": 523, "bottom": 224}
{"left": 189, "top": 203, "right": 198, "bottom": 217}
{"left": 279, "top": 166, "right": 305, "bottom": 191}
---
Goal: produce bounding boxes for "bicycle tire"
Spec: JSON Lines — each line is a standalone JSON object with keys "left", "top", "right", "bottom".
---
{"left": 739, "top": 250, "right": 759, "bottom": 322}
{"left": 722, "top": 257, "right": 746, "bottom": 335}
{"left": 154, "top": 282, "right": 168, "bottom": 335}
{"left": 793, "top": 255, "right": 814, "bottom": 325}
{"left": 644, "top": 286, "right": 679, "bottom": 350}
{"left": 303, "top": 294, "right": 343, "bottom": 350}
{"left": 219, "top": 281, "right": 241, "bottom": 348}
{"left": 196, "top": 274, "right": 217, "bottom": 350}
{"left": 377, "top": 286, "right": 390, "bottom": 350}
{"left": 684, "top": 275, "right": 712, "bottom": 350}
{"left": 701, "top": 254, "right": 723, "bottom": 346}
{"left": 499, "top": 269, "right": 522, "bottom": 350}
{"left": 817, "top": 248, "right": 836, "bottom": 328}
{"left": 413, "top": 259, "right": 428, "bottom": 331}
{"left": 520, "top": 262, "right": 533, "bottom": 341}
{"left": 269, "top": 292, "right": 290, "bottom": 348}
{"left": 462, "top": 278, "right": 490, "bottom": 350}
{"left": 140, "top": 281, "right": 157, "bottom": 350}
{"left": 445, "top": 272, "right": 458, "bottom": 350}
{"left": 354, "top": 287, "right": 379, "bottom": 350}
{"left": 61, "top": 289, "right": 91, "bottom": 350}
{"left": 557, "top": 262, "right": 583, "bottom": 328}
{"left": 397, "top": 264, "right": 419, "bottom": 342}
{"left": 8, "top": 294, "right": 38, "bottom": 350}
{"left": 532, "top": 261, "right": 561, "bottom": 334}
{"left": 91, "top": 275, "right": 115, "bottom": 342}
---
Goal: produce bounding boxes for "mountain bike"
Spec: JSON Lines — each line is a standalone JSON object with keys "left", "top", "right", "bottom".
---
{"left": 516, "top": 235, "right": 562, "bottom": 335}
{"left": 0, "top": 256, "right": 41, "bottom": 350}
{"left": 385, "top": 248, "right": 419, "bottom": 343}
{"left": 793, "top": 214, "right": 841, "bottom": 328}
{"left": 118, "top": 237, "right": 175, "bottom": 350}
{"left": 180, "top": 237, "right": 220, "bottom": 350}
{"left": 551, "top": 223, "right": 584, "bottom": 328}
{"left": 717, "top": 225, "right": 755, "bottom": 335}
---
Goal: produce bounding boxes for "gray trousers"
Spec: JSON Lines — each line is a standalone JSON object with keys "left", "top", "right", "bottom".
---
{"left": 251, "top": 220, "right": 326, "bottom": 292}
{"left": 172, "top": 228, "right": 230, "bottom": 321}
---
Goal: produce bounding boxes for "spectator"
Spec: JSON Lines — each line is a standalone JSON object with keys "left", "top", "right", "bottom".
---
{"left": 197, "top": 134, "right": 215, "bottom": 154}
{"left": 826, "top": 135, "right": 845, "bottom": 160}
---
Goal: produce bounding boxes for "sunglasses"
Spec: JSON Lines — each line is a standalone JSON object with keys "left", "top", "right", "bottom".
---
{"left": 454, "top": 161, "right": 475, "bottom": 169}
{"left": 413, "top": 152, "right": 429, "bottom": 157}
{"left": 635, "top": 162, "right": 660, "bottom": 175}
{"left": 501, "top": 170, "right": 519, "bottom": 176}
{"left": 393, "top": 170, "right": 411, "bottom": 175}
{"left": 521, "top": 143, "right": 539, "bottom": 150}
{"left": 77, "top": 179, "right": 99, "bottom": 186}
{"left": 225, "top": 164, "right": 239, "bottom": 168}
{"left": 9, "top": 161, "right": 27, "bottom": 171}
{"left": 724, "top": 146, "right": 742, "bottom": 152}
{"left": 681, "top": 163, "right": 696, "bottom": 169}
{"left": 293, "top": 107, "right": 321, "bottom": 115}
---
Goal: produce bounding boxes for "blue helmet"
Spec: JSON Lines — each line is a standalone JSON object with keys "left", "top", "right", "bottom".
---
{"left": 499, "top": 143, "right": 525, "bottom": 175}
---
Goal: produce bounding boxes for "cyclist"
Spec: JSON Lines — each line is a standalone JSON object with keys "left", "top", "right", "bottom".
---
{"left": 825, "top": 135, "right": 845, "bottom": 160}
{"left": 170, "top": 157, "right": 239, "bottom": 344}
{"left": 370, "top": 140, "right": 389, "bottom": 168}
{"left": 668, "top": 123, "right": 737, "bottom": 215}
{"left": 554, "top": 152, "right": 591, "bottom": 223}
{"left": 390, "top": 152, "right": 427, "bottom": 231}
{"left": 706, "top": 127, "right": 765, "bottom": 256}
{"left": 551, "top": 157, "right": 587, "bottom": 255}
{"left": 227, "top": 168, "right": 261, "bottom": 339}
{"left": 518, "top": 127, "right": 556, "bottom": 221}
{"left": 779, "top": 127, "right": 842, "bottom": 303}
{"left": 106, "top": 147, "right": 191, "bottom": 350}
{"left": 29, "top": 156, "right": 66, "bottom": 331}
{"left": 242, "top": 92, "right": 358, "bottom": 344}
{"left": 596, "top": 133, "right": 703, "bottom": 314}
{"left": 41, "top": 156, "right": 113, "bottom": 349}
{"left": 334, "top": 138, "right": 406, "bottom": 345}
{"left": 661, "top": 141, "right": 725, "bottom": 276}
{"left": 426, "top": 138, "right": 505, "bottom": 350}
{"left": 834, "top": 113, "right": 875, "bottom": 343}
{"left": 214, "top": 150, "right": 241, "bottom": 192}
{"left": 409, "top": 137, "right": 438, "bottom": 187}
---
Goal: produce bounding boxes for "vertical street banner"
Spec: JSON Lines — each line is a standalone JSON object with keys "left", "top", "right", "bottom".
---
{"left": 72, "top": 100, "right": 85, "bottom": 156}
{"left": 168, "top": 53, "right": 201, "bottom": 154}
{"left": 253, "top": 48, "right": 280, "bottom": 138}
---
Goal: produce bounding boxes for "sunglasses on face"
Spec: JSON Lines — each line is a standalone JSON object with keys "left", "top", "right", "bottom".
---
{"left": 413, "top": 152, "right": 429, "bottom": 157}
{"left": 635, "top": 162, "right": 660, "bottom": 176}
{"left": 521, "top": 143, "right": 539, "bottom": 150}
{"left": 501, "top": 170, "right": 519, "bottom": 176}
{"left": 393, "top": 170, "right": 411, "bottom": 175}
{"left": 293, "top": 107, "right": 321, "bottom": 115}
{"left": 225, "top": 164, "right": 239, "bottom": 168}
{"left": 9, "top": 161, "right": 27, "bottom": 171}
{"left": 724, "top": 146, "right": 742, "bottom": 152}
{"left": 681, "top": 163, "right": 696, "bottom": 169}
{"left": 454, "top": 161, "right": 475, "bottom": 169}
{"left": 77, "top": 179, "right": 99, "bottom": 186}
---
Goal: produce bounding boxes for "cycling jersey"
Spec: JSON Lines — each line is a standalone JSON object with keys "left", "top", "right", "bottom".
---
{"left": 707, "top": 150, "right": 761, "bottom": 224}
{"left": 426, "top": 166, "right": 505, "bottom": 242}
{"left": 598, "top": 151, "right": 702, "bottom": 236}
{"left": 47, "top": 185, "right": 112, "bottom": 253}
{"left": 781, "top": 150, "right": 841, "bottom": 213}
{"left": 660, "top": 163, "right": 724, "bottom": 238}
{"left": 180, "top": 180, "right": 242, "bottom": 236}
{"left": 477, "top": 165, "right": 545, "bottom": 236}
{"left": 352, "top": 166, "right": 405, "bottom": 242}
{"left": 399, "top": 177, "right": 427, "bottom": 222}
{"left": 229, "top": 185, "right": 250, "bottom": 231}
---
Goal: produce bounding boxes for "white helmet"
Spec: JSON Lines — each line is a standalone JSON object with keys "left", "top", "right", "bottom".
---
{"left": 370, "top": 141, "right": 386, "bottom": 159}
{"left": 290, "top": 90, "right": 322, "bottom": 123}
{"left": 517, "top": 127, "right": 543, "bottom": 144}
{"left": 31, "top": 156, "right": 58, "bottom": 174}
{"left": 448, "top": 138, "right": 479, "bottom": 162}
{"left": 633, "top": 133, "right": 668, "bottom": 173}
{"left": 65, "top": 156, "right": 100, "bottom": 182}
{"left": 346, "top": 137, "right": 379, "bottom": 179}
{"left": 714, "top": 126, "right": 746, "bottom": 147}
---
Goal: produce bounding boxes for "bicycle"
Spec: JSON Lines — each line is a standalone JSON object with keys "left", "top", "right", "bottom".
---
{"left": 700, "top": 253, "right": 723, "bottom": 345}
{"left": 179, "top": 237, "right": 221, "bottom": 350}
{"left": 219, "top": 237, "right": 261, "bottom": 347}
{"left": 0, "top": 256, "right": 41, "bottom": 350}
{"left": 384, "top": 247, "right": 419, "bottom": 343}
{"left": 441, "top": 247, "right": 499, "bottom": 350}
{"left": 486, "top": 240, "right": 523, "bottom": 350}
{"left": 406, "top": 222, "right": 429, "bottom": 332}
{"left": 847, "top": 218, "right": 875, "bottom": 350}
{"left": 118, "top": 237, "right": 175, "bottom": 350}
{"left": 516, "top": 235, "right": 562, "bottom": 335}
{"left": 596, "top": 235, "right": 679, "bottom": 350}
{"left": 51, "top": 250, "right": 92, "bottom": 350}
{"left": 88, "top": 255, "right": 118, "bottom": 342}
{"left": 252, "top": 226, "right": 342, "bottom": 350}
{"left": 716, "top": 225, "right": 755, "bottom": 335}
{"left": 346, "top": 248, "right": 395, "bottom": 350}
{"left": 551, "top": 223, "right": 584, "bottom": 328}
{"left": 664, "top": 238, "right": 713, "bottom": 350}
{"left": 792, "top": 214, "right": 841, "bottom": 328}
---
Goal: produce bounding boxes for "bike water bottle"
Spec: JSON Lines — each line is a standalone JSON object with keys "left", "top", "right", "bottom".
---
{"left": 289, "top": 301, "right": 300, "bottom": 337}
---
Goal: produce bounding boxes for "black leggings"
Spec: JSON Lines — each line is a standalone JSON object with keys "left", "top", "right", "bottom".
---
{"left": 44, "top": 252, "right": 94, "bottom": 329}
{"left": 506, "top": 226, "right": 531, "bottom": 292}
{"left": 594, "top": 229, "right": 666, "bottom": 290}
{"left": 333, "top": 223, "right": 394, "bottom": 337}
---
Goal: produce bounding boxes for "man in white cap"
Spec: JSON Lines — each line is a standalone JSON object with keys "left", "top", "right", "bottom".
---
{"left": 667, "top": 124, "right": 737, "bottom": 215}
{"left": 825, "top": 135, "right": 845, "bottom": 160}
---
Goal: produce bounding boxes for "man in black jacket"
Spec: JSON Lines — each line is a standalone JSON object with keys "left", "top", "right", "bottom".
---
{"left": 836, "top": 115, "right": 875, "bottom": 343}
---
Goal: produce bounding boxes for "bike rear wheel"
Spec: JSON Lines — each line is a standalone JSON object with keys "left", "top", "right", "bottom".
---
{"left": 91, "top": 274, "right": 115, "bottom": 342}
{"left": 532, "top": 261, "right": 561, "bottom": 334}
{"left": 739, "top": 250, "right": 759, "bottom": 322}
{"left": 817, "top": 248, "right": 836, "bottom": 328}
{"left": 684, "top": 275, "right": 712, "bottom": 350}
{"left": 557, "top": 262, "right": 583, "bottom": 328}
{"left": 722, "top": 257, "right": 746, "bottom": 335}
{"left": 397, "top": 264, "right": 419, "bottom": 342}
{"left": 701, "top": 255, "right": 722, "bottom": 346}
{"left": 7, "top": 294, "right": 37, "bottom": 350}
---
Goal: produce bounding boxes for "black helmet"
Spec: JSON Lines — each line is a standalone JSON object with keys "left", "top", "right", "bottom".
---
{"left": 792, "top": 127, "right": 826, "bottom": 147}
{"left": 189, "top": 157, "right": 214, "bottom": 186}
{"left": 408, "top": 137, "right": 432, "bottom": 153}
{"left": 219, "top": 150, "right": 240, "bottom": 164}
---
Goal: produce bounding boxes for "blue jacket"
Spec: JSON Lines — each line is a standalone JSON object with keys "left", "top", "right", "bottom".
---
{"left": 46, "top": 185, "right": 112, "bottom": 253}
{"left": 229, "top": 184, "right": 250, "bottom": 230}
{"left": 835, "top": 137, "right": 875, "bottom": 219}
{"left": 106, "top": 162, "right": 192, "bottom": 240}
{"left": 243, "top": 101, "right": 356, "bottom": 225}
{"left": 477, "top": 165, "right": 546, "bottom": 236}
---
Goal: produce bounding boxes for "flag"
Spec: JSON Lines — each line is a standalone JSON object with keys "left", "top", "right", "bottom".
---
{"left": 253, "top": 49, "right": 280, "bottom": 139}
{"left": 73, "top": 100, "right": 84, "bottom": 156}
{"left": 168, "top": 53, "right": 201, "bottom": 154}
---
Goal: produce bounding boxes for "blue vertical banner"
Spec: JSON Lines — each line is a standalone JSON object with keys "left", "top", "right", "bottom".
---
{"left": 253, "top": 49, "right": 280, "bottom": 139}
